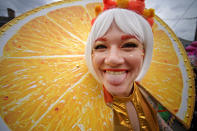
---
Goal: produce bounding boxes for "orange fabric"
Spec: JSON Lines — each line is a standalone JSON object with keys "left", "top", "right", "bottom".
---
{"left": 128, "top": 1, "right": 145, "bottom": 14}
{"left": 103, "top": 86, "right": 113, "bottom": 103}
{"left": 103, "top": 0, "right": 117, "bottom": 10}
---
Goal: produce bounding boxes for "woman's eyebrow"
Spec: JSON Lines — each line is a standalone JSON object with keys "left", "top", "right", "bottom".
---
{"left": 95, "top": 37, "right": 107, "bottom": 42}
{"left": 121, "top": 35, "right": 137, "bottom": 41}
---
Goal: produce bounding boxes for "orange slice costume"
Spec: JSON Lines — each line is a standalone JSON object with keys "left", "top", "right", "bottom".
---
{"left": 0, "top": 0, "right": 195, "bottom": 130}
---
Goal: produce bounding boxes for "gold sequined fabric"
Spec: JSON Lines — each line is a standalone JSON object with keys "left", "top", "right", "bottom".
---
{"left": 110, "top": 82, "right": 159, "bottom": 131}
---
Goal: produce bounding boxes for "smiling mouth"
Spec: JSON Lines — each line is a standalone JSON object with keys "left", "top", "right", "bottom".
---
{"left": 105, "top": 70, "right": 127, "bottom": 75}
{"left": 104, "top": 69, "right": 129, "bottom": 75}
{"left": 103, "top": 69, "right": 128, "bottom": 85}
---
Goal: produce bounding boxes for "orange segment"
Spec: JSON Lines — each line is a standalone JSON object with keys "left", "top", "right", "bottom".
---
{"left": 4, "top": 16, "right": 85, "bottom": 57}
{"left": 34, "top": 74, "right": 112, "bottom": 131}
{"left": 0, "top": 57, "right": 87, "bottom": 130}
{"left": 141, "top": 62, "right": 183, "bottom": 114}
{"left": 142, "top": 22, "right": 182, "bottom": 114}
{"left": 47, "top": 5, "right": 91, "bottom": 42}
{"left": 152, "top": 25, "right": 179, "bottom": 65}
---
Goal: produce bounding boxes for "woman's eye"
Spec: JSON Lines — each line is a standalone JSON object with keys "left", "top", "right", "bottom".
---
{"left": 122, "top": 43, "right": 138, "bottom": 48}
{"left": 94, "top": 45, "right": 107, "bottom": 50}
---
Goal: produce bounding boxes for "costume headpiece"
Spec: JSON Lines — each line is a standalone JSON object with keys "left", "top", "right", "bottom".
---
{"left": 92, "top": 0, "right": 155, "bottom": 27}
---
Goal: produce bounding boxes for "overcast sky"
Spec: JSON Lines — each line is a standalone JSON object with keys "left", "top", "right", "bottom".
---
{"left": 0, "top": 0, "right": 196, "bottom": 41}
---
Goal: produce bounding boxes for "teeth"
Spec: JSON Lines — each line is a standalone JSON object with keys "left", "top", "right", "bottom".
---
{"left": 106, "top": 71, "right": 126, "bottom": 75}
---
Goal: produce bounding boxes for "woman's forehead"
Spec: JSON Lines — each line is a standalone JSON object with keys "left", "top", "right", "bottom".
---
{"left": 95, "top": 34, "right": 139, "bottom": 43}
{"left": 121, "top": 35, "right": 138, "bottom": 41}
{"left": 94, "top": 21, "right": 142, "bottom": 43}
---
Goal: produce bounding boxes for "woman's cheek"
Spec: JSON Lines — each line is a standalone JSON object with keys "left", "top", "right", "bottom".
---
{"left": 92, "top": 53, "right": 105, "bottom": 77}
{"left": 92, "top": 53, "right": 104, "bottom": 66}
{"left": 127, "top": 52, "right": 143, "bottom": 71}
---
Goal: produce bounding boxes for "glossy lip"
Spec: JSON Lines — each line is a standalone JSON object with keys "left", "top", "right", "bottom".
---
{"left": 103, "top": 68, "right": 129, "bottom": 72}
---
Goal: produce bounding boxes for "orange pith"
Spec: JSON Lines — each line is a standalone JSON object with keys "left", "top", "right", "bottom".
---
{"left": 4, "top": 16, "right": 85, "bottom": 57}
{"left": 47, "top": 6, "right": 91, "bottom": 42}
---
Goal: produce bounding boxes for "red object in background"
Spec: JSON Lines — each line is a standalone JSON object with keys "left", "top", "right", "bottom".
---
{"left": 186, "top": 41, "right": 197, "bottom": 66}
{"left": 191, "top": 41, "right": 197, "bottom": 47}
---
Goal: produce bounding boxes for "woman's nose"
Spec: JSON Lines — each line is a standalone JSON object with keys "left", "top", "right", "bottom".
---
{"left": 104, "top": 47, "right": 124, "bottom": 66}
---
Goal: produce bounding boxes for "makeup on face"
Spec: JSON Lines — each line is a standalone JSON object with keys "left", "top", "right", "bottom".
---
{"left": 92, "top": 22, "right": 144, "bottom": 97}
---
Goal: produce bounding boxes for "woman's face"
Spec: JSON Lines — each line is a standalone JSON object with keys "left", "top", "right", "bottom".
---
{"left": 92, "top": 22, "right": 144, "bottom": 97}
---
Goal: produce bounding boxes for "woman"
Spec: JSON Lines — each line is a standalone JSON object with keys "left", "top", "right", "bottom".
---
{"left": 85, "top": 0, "right": 173, "bottom": 130}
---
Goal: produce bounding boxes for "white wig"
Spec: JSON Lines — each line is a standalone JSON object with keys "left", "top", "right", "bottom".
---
{"left": 85, "top": 8, "right": 153, "bottom": 82}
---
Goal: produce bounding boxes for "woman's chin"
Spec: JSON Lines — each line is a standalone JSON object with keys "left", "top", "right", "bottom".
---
{"left": 103, "top": 82, "right": 131, "bottom": 97}
{"left": 98, "top": 71, "right": 135, "bottom": 96}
